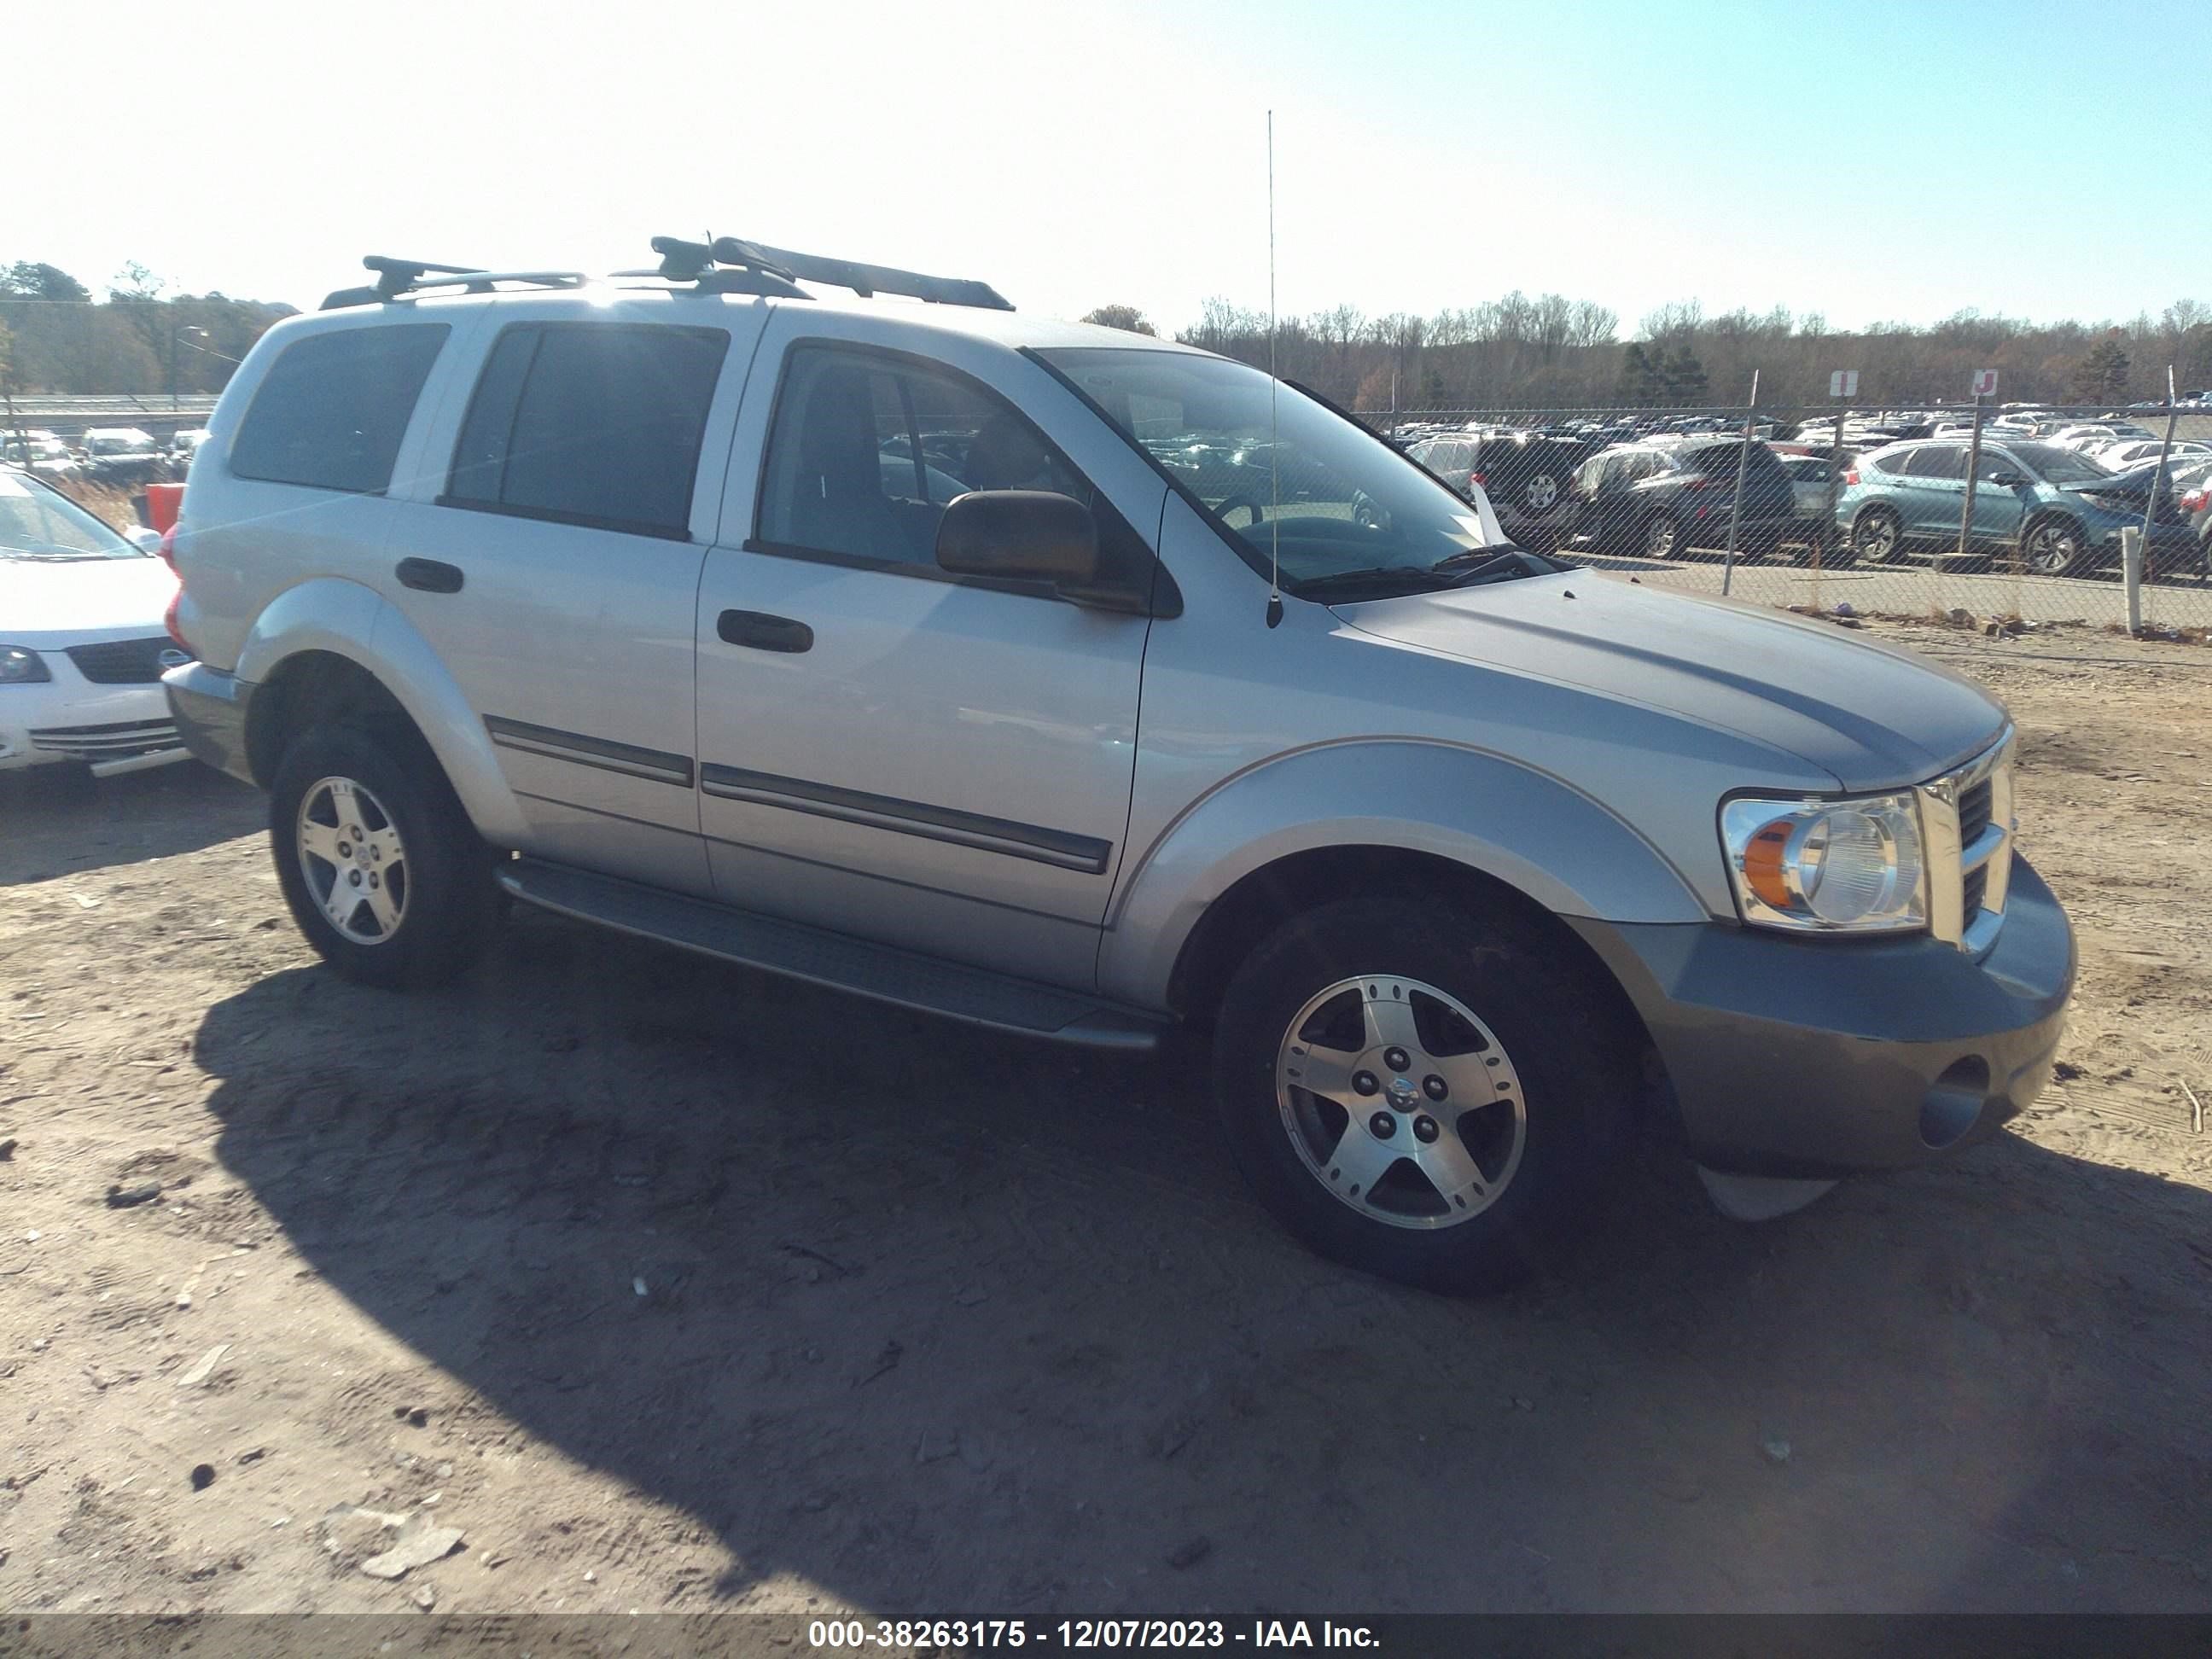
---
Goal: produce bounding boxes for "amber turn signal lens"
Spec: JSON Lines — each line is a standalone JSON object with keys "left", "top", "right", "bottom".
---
{"left": 1740, "top": 818, "right": 1795, "bottom": 910}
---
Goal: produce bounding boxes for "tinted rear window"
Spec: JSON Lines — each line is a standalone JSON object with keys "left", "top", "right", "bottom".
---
{"left": 446, "top": 323, "right": 729, "bottom": 538}
{"left": 230, "top": 324, "right": 450, "bottom": 492}
{"left": 1687, "top": 442, "right": 1784, "bottom": 479}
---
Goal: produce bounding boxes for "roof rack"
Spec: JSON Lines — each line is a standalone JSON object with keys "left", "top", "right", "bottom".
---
{"left": 678, "top": 235, "right": 1011, "bottom": 311}
{"left": 607, "top": 237, "right": 812, "bottom": 300}
{"left": 320, "top": 256, "right": 591, "bottom": 311}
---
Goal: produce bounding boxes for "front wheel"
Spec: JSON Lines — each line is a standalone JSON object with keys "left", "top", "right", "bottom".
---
{"left": 1211, "top": 895, "right": 1639, "bottom": 1294}
{"left": 2021, "top": 515, "right": 2089, "bottom": 577}
{"left": 270, "top": 723, "right": 503, "bottom": 989}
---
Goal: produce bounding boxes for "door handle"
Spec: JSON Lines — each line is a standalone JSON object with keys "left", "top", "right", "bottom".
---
{"left": 396, "top": 558, "right": 464, "bottom": 594}
{"left": 717, "top": 609, "right": 813, "bottom": 653}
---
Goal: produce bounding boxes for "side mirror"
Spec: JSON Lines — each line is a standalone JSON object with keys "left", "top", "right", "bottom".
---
{"left": 936, "top": 490, "right": 1100, "bottom": 589}
{"left": 126, "top": 526, "right": 163, "bottom": 554}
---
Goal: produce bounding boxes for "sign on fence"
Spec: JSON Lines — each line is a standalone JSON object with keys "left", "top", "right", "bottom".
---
{"left": 1972, "top": 369, "right": 2000, "bottom": 397}
{"left": 1828, "top": 370, "right": 1859, "bottom": 398}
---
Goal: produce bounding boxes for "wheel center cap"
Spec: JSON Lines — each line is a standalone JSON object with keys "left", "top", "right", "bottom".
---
{"left": 1385, "top": 1076, "right": 1419, "bottom": 1112}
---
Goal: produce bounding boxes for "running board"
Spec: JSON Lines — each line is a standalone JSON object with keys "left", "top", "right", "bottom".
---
{"left": 499, "top": 859, "right": 1165, "bottom": 1053}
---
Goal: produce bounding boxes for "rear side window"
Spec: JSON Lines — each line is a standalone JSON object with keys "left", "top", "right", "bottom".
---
{"left": 229, "top": 323, "right": 449, "bottom": 493}
{"left": 445, "top": 323, "right": 730, "bottom": 539}
{"left": 1904, "top": 447, "right": 1966, "bottom": 480}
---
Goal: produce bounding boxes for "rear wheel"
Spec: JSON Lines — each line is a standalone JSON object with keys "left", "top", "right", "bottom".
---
{"left": 1211, "top": 894, "right": 1639, "bottom": 1294}
{"left": 1851, "top": 507, "right": 1903, "bottom": 565}
{"left": 271, "top": 723, "right": 502, "bottom": 989}
{"left": 1642, "top": 513, "right": 1680, "bottom": 560}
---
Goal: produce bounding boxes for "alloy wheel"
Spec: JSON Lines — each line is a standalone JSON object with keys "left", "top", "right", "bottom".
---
{"left": 1274, "top": 975, "right": 1528, "bottom": 1230}
{"left": 296, "top": 776, "right": 408, "bottom": 945}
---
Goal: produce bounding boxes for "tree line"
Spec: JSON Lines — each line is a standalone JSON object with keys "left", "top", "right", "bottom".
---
{"left": 1084, "top": 294, "right": 2212, "bottom": 412}
{"left": 0, "top": 260, "right": 295, "bottom": 399}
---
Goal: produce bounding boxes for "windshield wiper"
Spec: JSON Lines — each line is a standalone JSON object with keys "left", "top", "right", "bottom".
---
{"left": 1290, "top": 565, "right": 1463, "bottom": 600}
{"left": 1429, "top": 544, "right": 1569, "bottom": 585}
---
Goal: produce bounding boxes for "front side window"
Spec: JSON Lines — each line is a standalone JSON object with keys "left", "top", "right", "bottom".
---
{"left": 757, "top": 345, "right": 1107, "bottom": 571}
{"left": 447, "top": 323, "right": 730, "bottom": 538}
{"left": 231, "top": 324, "right": 450, "bottom": 492}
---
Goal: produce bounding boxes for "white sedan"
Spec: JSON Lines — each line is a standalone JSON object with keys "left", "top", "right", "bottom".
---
{"left": 0, "top": 468, "right": 191, "bottom": 778}
{"left": 2093, "top": 438, "right": 2212, "bottom": 470}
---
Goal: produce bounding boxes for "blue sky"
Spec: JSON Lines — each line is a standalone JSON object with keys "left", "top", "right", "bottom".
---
{"left": 14, "top": 0, "right": 2207, "bottom": 334}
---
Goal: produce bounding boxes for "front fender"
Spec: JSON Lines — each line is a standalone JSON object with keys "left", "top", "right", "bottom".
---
{"left": 1097, "top": 739, "right": 1708, "bottom": 1010}
{"left": 236, "top": 578, "right": 527, "bottom": 844}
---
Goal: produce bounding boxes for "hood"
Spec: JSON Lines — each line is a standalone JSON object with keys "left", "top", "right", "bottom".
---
{"left": 1, "top": 556, "right": 178, "bottom": 641}
{"left": 1331, "top": 572, "right": 2006, "bottom": 789}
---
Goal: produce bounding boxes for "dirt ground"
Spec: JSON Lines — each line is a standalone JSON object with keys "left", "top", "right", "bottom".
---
{"left": 2, "top": 620, "right": 2209, "bottom": 1619}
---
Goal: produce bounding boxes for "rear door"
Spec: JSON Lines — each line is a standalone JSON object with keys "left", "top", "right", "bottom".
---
{"left": 378, "top": 308, "right": 762, "bottom": 895}
{"left": 1896, "top": 444, "right": 1967, "bottom": 538}
{"left": 1971, "top": 446, "right": 2033, "bottom": 547}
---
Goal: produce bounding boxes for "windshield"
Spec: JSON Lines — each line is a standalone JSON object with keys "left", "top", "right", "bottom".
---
{"left": 2011, "top": 443, "right": 2112, "bottom": 484}
{"left": 86, "top": 432, "right": 152, "bottom": 455}
{"left": 0, "top": 472, "right": 146, "bottom": 560}
{"left": 1038, "top": 348, "right": 1513, "bottom": 594}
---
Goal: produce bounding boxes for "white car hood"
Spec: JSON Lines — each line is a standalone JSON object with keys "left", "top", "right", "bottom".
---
{"left": 1332, "top": 569, "right": 2009, "bottom": 789}
{"left": 2, "top": 556, "right": 178, "bottom": 643}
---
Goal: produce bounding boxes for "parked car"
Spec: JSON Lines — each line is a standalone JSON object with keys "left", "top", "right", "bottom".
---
{"left": 2090, "top": 438, "right": 2211, "bottom": 471}
{"left": 1837, "top": 439, "right": 2197, "bottom": 575}
{"left": 0, "top": 466, "right": 190, "bottom": 777}
{"left": 1403, "top": 429, "right": 1595, "bottom": 547}
{"left": 161, "top": 250, "right": 2073, "bottom": 1291}
{"left": 1562, "top": 436, "right": 1802, "bottom": 561}
{"left": 2151, "top": 454, "right": 2212, "bottom": 576}
{"left": 1, "top": 432, "right": 81, "bottom": 478}
{"left": 167, "top": 428, "right": 213, "bottom": 475}
{"left": 1773, "top": 451, "right": 1842, "bottom": 551}
{"left": 2048, "top": 422, "right": 2154, "bottom": 452}
{"left": 79, "top": 427, "right": 166, "bottom": 487}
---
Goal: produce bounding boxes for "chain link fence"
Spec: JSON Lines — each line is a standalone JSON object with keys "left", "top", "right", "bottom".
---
{"left": 1360, "top": 401, "right": 2212, "bottom": 636}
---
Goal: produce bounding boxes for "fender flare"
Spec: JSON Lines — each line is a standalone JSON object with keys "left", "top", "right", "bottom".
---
{"left": 235, "top": 578, "right": 527, "bottom": 844}
{"left": 1097, "top": 740, "right": 1708, "bottom": 1010}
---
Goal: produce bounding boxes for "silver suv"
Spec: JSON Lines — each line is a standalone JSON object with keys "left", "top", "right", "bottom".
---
{"left": 163, "top": 242, "right": 2075, "bottom": 1292}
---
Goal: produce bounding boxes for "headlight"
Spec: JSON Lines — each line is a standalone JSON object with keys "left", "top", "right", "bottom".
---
{"left": 1720, "top": 792, "right": 1926, "bottom": 934}
{"left": 0, "top": 645, "right": 52, "bottom": 685}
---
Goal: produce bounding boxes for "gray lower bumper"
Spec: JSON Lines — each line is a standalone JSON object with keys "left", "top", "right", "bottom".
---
{"left": 161, "top": 661, "right": 258, "bottom": 787}
{"left": 1570, "top": 855, "right": 2075, "bottom": 1178}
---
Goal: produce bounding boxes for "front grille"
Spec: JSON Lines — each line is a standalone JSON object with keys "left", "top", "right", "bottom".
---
{"left": 1959, "top": 777, "right": 1994, "bottom": 847}
{"left": 65, "top": 637, "right": 178, "bottom": 684}
{"left": 29, "top": 719, "right": 181, "bottom": 760}
{"left": 1962, "top": 865, "right": 1988, "bottom": 917}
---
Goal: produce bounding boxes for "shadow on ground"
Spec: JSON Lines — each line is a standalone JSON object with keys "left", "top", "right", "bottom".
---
{"left": 193, "top": 908, "right": 2212, "bottom": 1612}
{"left": 0, "top": 764, "right": 260, "bottom": 887}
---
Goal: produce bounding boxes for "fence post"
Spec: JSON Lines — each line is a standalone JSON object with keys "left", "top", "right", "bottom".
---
{"left": 2137, "top": 366, "right": 2180, "bottom": 622}
{"left": 1956, "top": 393, "right": 1985, "bottom": 563}
{"left": 1720, "top": 370, "right": 1758, "bottom": 597}
{"left": 2122, "top": 528, "right": 2144, "bottom": 633}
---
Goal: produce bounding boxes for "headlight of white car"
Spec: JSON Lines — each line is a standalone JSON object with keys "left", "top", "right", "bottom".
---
{"left": 1720, "top": 792, "right": 1926, "bottom": 934}
{"left": 0, "top": 645, "right": 53, "bottom": 685}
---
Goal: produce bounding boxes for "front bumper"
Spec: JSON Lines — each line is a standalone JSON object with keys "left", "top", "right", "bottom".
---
{"left": 162, "top": 661, "right": 258, "bottom": 785}
{"left": 1, "top": 676, "right": 184, "bottom": 775}
{"left": 1569, "top": 854, "right": 2075, "bottom": 1178}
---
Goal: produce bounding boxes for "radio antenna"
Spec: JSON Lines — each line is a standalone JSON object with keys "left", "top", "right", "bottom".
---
{"left": 1264, "top": 110, "right": 1284, "bottom": 629}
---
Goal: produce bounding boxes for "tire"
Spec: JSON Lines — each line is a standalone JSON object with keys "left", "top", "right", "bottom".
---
{"left": 1851, "top": 507, "right": 1904, "bottom": 565}
{"left": 2020, "top": 515, "right": 2089, "bottom": 577}
{"left": 270, "top": 722, "right": 502, "bottom": 989}
{"left": 1520, "top": 471, "right": 1563, "bottom": 518}
{"left": 1211, "top": 894, "right": 1639, "bottom": 1294}
{"left": 1642, "top": 513, "right": 1680, "bottom": 561}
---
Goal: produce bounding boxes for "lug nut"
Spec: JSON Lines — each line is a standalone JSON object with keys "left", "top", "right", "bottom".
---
{"left": 1353, "top": 1071, "right": 1380, "bottom": 1097}
{"left": 1383, "top": 1046, "right": 1412, "bottom": 1073}
{"left": 1369, "top": 1113, "right": 1396, "bottom": 1139}
{"left": 1423, "top": 1074, "right": 1448, "bottom": 1101}
{"left": 348, "top": 870, "right": 362, "bottom": 887}
{"left": 1412, "top": 1115, "right": 1441, "bottom": 1144}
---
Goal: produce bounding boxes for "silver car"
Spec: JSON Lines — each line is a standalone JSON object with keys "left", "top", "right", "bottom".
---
{"left": 162, "top": 246, "right": 2074, "bottom": 1292}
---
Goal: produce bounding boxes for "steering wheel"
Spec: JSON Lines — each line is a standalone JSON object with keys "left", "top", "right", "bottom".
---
{"left": 1215, "top": 495, "right": 1266, "bottom": 528}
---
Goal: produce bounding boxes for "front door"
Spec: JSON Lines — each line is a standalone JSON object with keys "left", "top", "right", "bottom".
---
{"left": 690, "top": 333, "right": 1162, "bottom": 988}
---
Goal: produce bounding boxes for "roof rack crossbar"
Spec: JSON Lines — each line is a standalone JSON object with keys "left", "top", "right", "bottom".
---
{"left": 705, "top": 236, "right": 1011, "bottom": 311}
{"left": 323, "top": 258, "right": 591, "bottom": 311}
